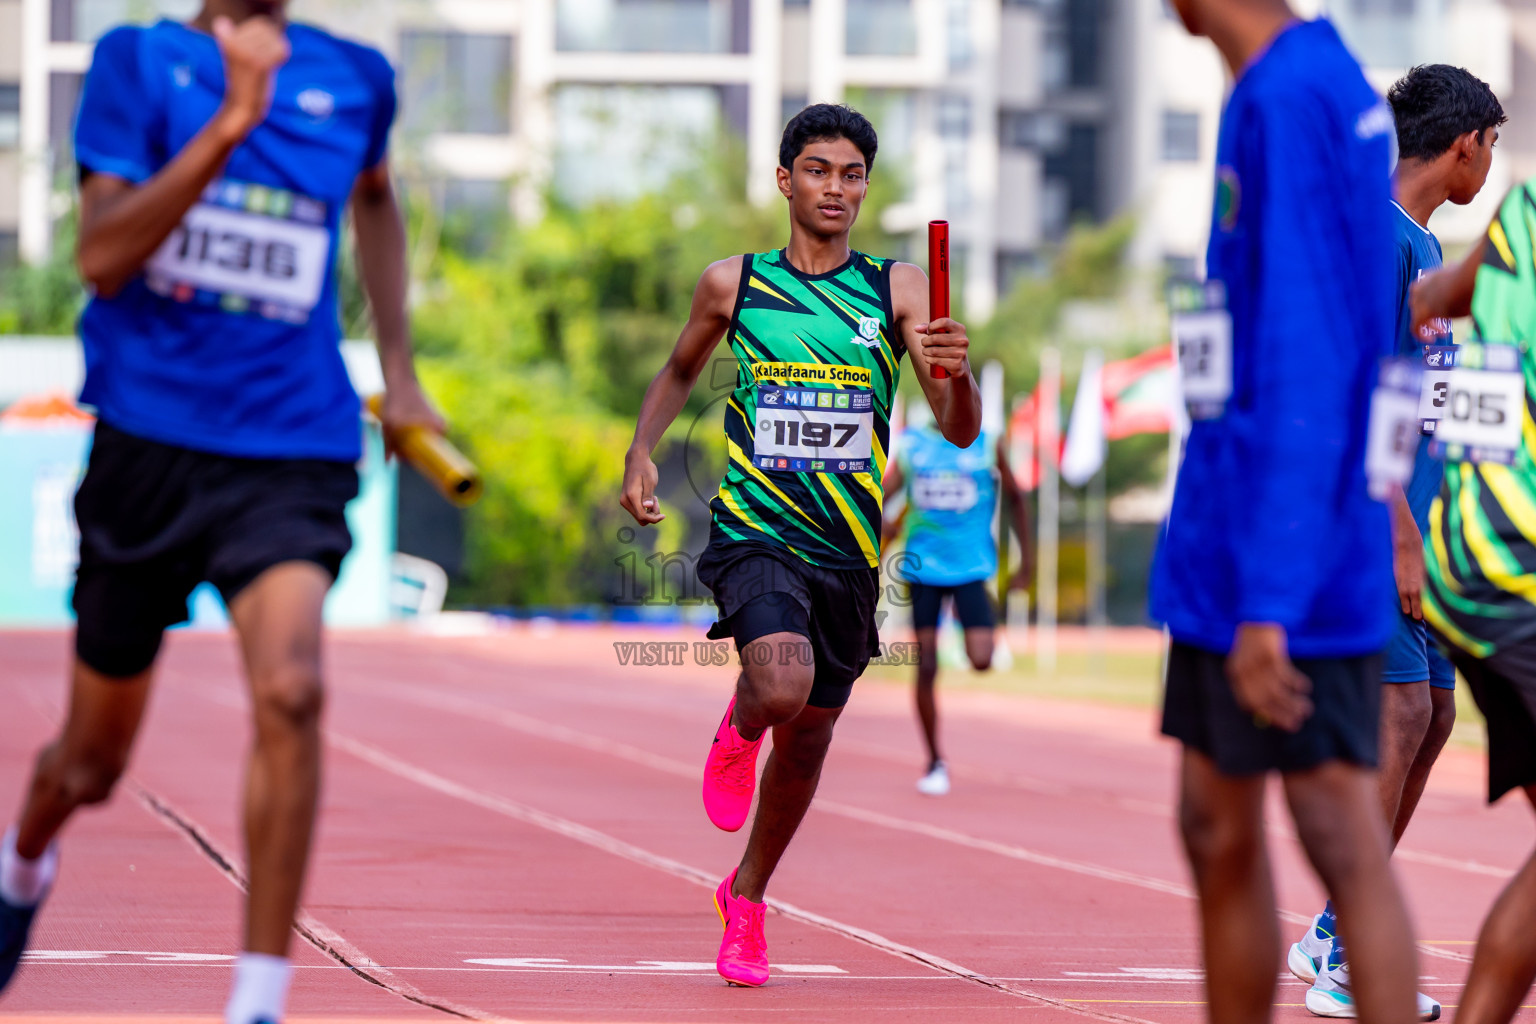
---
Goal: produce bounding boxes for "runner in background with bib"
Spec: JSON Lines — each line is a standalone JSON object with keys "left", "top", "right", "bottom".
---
{"left": 1411, "top": 179, "right": 1536, "bottom": 1024}
{"left": 0, "top": 5, "right": 443, "bottom": 1022}
{"left": 881, "top": 414, "right": 1032, "bottom": 796}
{"left": 619, "top": 103, "right": 980, "bottom": 987}
{"left": 1148, "top": 2, "right": 1420, "bottom": 1021}
{"left": 1286, "top": 64, "right": 1502, "bottom": 1021}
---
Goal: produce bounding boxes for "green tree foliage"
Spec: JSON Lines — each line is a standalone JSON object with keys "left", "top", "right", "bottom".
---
{"left": 0, "top": 217, "right": 86, "bottom": 335}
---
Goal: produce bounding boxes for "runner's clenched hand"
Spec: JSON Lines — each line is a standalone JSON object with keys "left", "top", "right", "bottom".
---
{"left": 212, "top": 15, "right": 290, "bottom": 138}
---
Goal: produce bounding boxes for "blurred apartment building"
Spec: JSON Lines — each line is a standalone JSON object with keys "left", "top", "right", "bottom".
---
{"left": 0, "top": 0, "right": 1530, "bottom": 315}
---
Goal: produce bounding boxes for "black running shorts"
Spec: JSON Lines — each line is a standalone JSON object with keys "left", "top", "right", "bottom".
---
{"left": 1160, "top": 640, "right": 1382, "bottom": 776}
{"left": 72, "top": 421, "right": 357, "bottom": 678}
{"left": 1437, "top": 636, "right": 1536, "bottom": 802}
{"left": 909, "top": 578, "right": 995, "bottom": 632}
{"left": 695, "top": 530, "right": 881, "bottom": 709}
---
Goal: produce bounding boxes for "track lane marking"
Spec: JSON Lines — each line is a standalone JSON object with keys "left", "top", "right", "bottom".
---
{"left": 326, "top": 729, "right": 1162, "bottom": 1024}
{"left": 15, "top": 686, "right": 505, "bottom": 1020}
{"left": 349, "top": 680, "right": 1474, "bottom": 966}
{"left": 131, "top": 783, "right": 503, "bottom": 1021}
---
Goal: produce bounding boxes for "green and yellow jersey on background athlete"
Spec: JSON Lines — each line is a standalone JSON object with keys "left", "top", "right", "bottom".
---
{"left": 1424, "top": 179, "right": 1536, "bottom": 657}
{"left": 712, "top": 248, "right": 905, "bottom": 571}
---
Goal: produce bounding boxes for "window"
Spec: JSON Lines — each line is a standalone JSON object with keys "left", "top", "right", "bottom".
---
{"left": 846, "top": 0, "right": 916, "bottom": 55}
{"left": 999, "top": 110, "right": 1064, "bottom": 150}
{"left": 1353, "top": 0, "right": 1414, "bottom": 15}
{"left": 1161, "top": 110, "right": 1199, "bottom": 162}
{"left": 49, "top": 73, "right": 82, "bottom": 166}
{"left": 439, "top": 179, "right": 510, "bottom": 255}
{"left": 51, "top": 0, "right": 195, "bottom": 42}
{"left": 947, "top": 0, "right": 973, "bottom": 70}
{"left": 554, "top": 84, "right": 723, "bottom": 203}
{"left": 557, "top": 0, "right": 738, "bottom": 53}
{"left": 0, "top": 85, "right": 19, "bottom": 150}
{"left": 781, "top": 94, "right": 808, "bottom": 128}
{"left": 399, "top": 32, "right": 513, "bottom": 135}
{"left": 1042, "top": 122, "right": 1099, "bottom": 234}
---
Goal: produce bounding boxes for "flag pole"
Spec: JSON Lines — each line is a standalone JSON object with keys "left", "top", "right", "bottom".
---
{"left": 1037, "top": 347, "right": 1060, "bottom": 676}
{"left": 1087, "top": 460, "right": 1106, "bottom": 675}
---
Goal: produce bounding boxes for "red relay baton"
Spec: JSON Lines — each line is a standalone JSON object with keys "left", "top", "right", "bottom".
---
{"left": 928, "top": 220, "right": 950, "bottom": 379}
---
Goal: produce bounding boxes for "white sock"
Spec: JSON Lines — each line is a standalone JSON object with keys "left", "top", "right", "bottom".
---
{"left": 224, "top": 952, "right": 293, "bottom": 1024}
{"left": 0, "top": 826, "right": 58, "bottom": 907}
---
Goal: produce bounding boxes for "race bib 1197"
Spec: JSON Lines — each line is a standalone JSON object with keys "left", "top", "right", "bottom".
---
{"left": 753, "top": 385, "right": 874, "bottom": 474}
{"left": 144, "top": 179, "right": 330, "bottom": 324}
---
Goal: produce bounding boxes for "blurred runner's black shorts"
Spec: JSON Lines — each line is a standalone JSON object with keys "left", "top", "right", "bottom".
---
{"left": 72, "top": 421, "right": 357, "bottom": 678}
{"left": 1161, "top": 640, "right": 1381, "bottom": 775}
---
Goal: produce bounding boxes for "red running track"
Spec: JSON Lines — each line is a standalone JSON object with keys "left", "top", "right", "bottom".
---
{"left": 0, "top": 625, "right": 1530, "bottom": 1023}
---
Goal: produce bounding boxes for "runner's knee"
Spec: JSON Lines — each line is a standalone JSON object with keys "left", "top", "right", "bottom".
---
{"left": 1382, "top": 685, "right": 1432, "bottom": 746}
{"left": 252, "top": 659, "right": 325, "bottom": 731}
{"left": 1426, "top": 690, "right": 1457, "bottom": 746}
{"left": 54, "top": 745, "right": 129, "bottom": 806}
{"left": 1178, "top": 794, "right": 1261, "bottom": 873}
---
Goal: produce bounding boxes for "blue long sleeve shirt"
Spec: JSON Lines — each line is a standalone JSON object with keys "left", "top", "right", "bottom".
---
{"left": 1149, "top": 19, "right": 1397, "bottom": 658}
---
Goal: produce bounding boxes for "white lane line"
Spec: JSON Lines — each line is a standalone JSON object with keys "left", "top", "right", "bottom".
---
{"left": 356, "top": 680, "right": 1474, "bottom": 967}
{"left": 129, "top": 781, "right": 504, "bottom": 1021}
{"left": 361, "top": 681, "right": 1192, "bottom": 897}
{"left": 328, "top": 729, "right": 1162, "bottom": 1024}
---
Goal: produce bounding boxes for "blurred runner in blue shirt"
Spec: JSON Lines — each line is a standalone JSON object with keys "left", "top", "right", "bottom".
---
{"left": 0, "top": 3, "right": 444, "bottom": 1022}
{"left": 882, "top": 415, "right": 1032, "bottom": 796}
{"left": 1149, "top": 4, "right": 1421, "bottom": 1021}
{"left": 1284, "top": 64, "right": 1501, "bottom": 1022}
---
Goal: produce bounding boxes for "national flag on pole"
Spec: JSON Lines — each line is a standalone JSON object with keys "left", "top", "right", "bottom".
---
{"left": 1008, "top": 391, "right": 1040, "bottom": 491}
{"left": 1102, "top": 345, "right": 1176, "bottom": 440}
{"left": 1014, "top": 345, "right": 1176, "bottom": 491}
{"left": 1061, "top": 350, "right": 1106, "bottom": 487}
{"left": 1007, "top": 358, "right": 1063, "bottom": 492}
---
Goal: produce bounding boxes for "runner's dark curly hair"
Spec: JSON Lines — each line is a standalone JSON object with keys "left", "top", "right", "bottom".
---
{"left": 1388, "top": 64, "right": 1506, "bottom": 162}
{"left": 779, "top": 104, "right": 878, "bottom": 173}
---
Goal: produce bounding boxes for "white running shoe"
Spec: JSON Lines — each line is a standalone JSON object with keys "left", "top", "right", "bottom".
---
{"left": 1304, "top": 944, "right": 1441, "bottom": 1020}
{"left": 1288, "top": 911, "right": 1335, "bottom": 983}
{"left": 916, "top": 762, "right": 950, "bottom": 796}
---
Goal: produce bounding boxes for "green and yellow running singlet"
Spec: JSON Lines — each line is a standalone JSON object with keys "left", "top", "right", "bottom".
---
{"left": 712, "top": 248, "right": 904, "bottom": 570}
{"left": 1423, "top": 178, "right": 1536, "bottom": 657}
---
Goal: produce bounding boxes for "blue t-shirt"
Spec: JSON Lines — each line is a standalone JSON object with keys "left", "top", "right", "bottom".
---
{"left": 1390, "top": 200, "right": 1448, "bottom": 535}
{"left": 74, "top": 20, "right": 397, "bottom": 461}
{"left": 1148, "top": 19, "right": 1397, "bottom": 658}
{"left": 898, "top": 425, "right": 998, "bottom": 586}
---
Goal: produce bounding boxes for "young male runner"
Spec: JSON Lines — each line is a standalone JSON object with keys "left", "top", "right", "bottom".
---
{"left": 1411, "top": 178, "right": 1536, "bottom": 1024}
{"left": 1286, "top": 64, "right": 1502, "bottom": 1020}
{"left": 1149, "top": 2, "right": 1420, "bottom": 1022}
{"left": 881, "top": 414, "right": 1032, "bottom": 795}
{"left": 0, "top": 3, "right": 441, "bottom": 1021}
{"left": 619, "top": 103, "right": 980, "bottom": 987}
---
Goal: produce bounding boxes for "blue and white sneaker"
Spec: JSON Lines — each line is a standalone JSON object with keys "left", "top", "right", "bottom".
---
{"left": 1304, "top": 940, "right": 1441, "bottom": 1020}
{"left": 1288, "top": 906, "right": 1336, "bottom": 983}
{"left": 0, "top": 889, "right": 45, "bottom": 993}
{"left": 1305, "top": 943, "right": 1355, "bottom": 1017}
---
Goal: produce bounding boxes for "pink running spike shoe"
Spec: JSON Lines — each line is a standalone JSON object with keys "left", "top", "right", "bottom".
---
{"left": 702, "top": 697, "right": 764, "bottom": 832}
{"left": 714, "top": 870, "right": 769, "bottom": 987}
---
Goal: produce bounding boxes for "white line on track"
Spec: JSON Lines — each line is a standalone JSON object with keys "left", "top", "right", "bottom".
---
{"left": 355, "top": 680, "right": 1474, "bottom": 966}
{"left": 130, "top": 782, "right": 507, "bottom": 1021}
{"left": 327, "top": 728, "right": 1163, "bottom": 1024}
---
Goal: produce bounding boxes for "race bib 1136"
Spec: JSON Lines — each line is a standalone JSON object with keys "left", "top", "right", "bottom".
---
{"left": 144, "top": 179, "right": 330, "bottom": 324}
